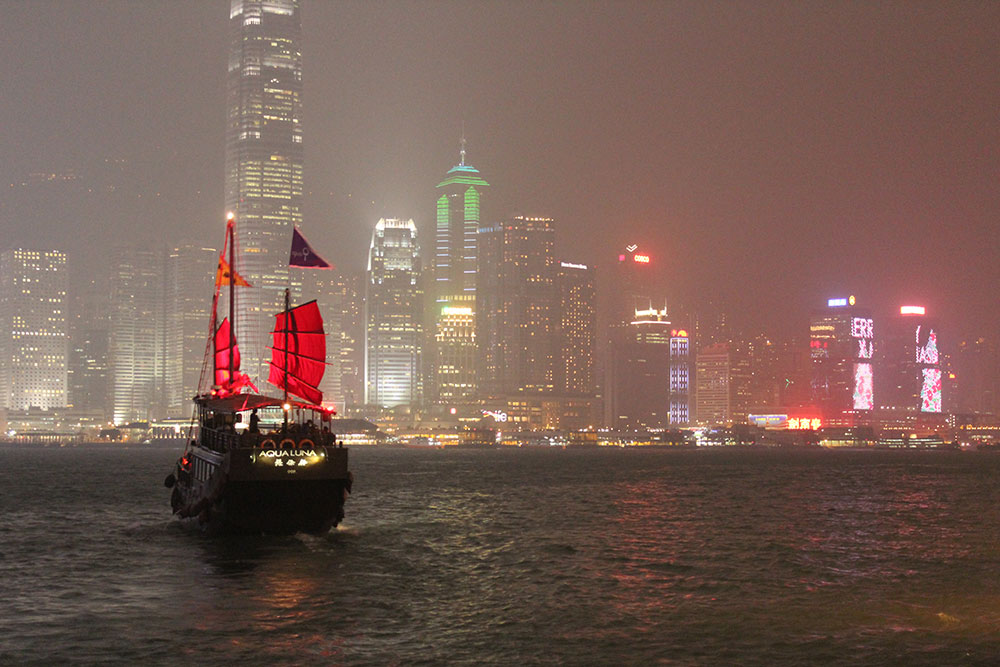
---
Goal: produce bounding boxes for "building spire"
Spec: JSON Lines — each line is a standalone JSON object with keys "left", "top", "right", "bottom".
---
{"left": 459, "top": 121, "right": 466, "bottom": 167}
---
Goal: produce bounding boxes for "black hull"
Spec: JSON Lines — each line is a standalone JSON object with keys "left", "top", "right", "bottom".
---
{"left": 169, "top": 436, "right": 351, "bottom": 536}
{"left": 207, "top": 479, "right": 349, "bottom": 535}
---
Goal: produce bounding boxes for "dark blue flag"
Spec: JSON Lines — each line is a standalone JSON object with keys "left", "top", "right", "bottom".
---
{"left": 289, "top": 226, "right": 333, "bottom": 269}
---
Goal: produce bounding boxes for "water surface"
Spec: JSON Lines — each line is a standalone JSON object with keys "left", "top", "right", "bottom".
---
{"left": 3, "top": 446, "right": 1000, "bottom": 664}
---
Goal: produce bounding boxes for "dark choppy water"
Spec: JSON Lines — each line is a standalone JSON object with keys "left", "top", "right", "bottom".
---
{"left": 3, "top": 446, "right": 1000, "bottom": 664}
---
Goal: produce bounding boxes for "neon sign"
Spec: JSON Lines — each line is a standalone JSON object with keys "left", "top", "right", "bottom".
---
{"left": 788, "top": 418, "right": 822, "bottom": 430}
{"left": 633, "top": 254, "right": 650, "bottom": 263}
{"left": 625, "top": 244, "right": 638, "bottom": 253}
{"left": 900, "top": 305, "right": 926, "bottom": 316}
{"left": 251, "top": 449, "right": 325, "bottom": 469}
{"left": 851, "top": 317, "right": 873, "bottom": 339}
{"left": 828, "top": 298, "right": 848, "bottom": 307}
{"left": 483, "top": 410, "right": 508, "bottom": 423}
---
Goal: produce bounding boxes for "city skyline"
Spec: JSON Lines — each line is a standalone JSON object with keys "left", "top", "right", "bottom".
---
{"left": 1, "top": 1, "right": 996, "bottom": 342}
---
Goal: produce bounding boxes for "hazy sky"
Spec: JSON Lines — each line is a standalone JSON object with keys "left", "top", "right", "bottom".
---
{"left": 1, "top": 0, "right": 997, "bottom": 339}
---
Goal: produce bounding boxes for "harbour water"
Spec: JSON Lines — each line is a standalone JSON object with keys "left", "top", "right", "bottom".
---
{"left": 3, "top": 445, "right": 1000, "bottom": 664}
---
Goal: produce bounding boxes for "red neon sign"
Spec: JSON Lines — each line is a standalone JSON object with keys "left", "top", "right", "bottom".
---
{"left": 633, "top": 254, "right": 650, "bottom": 263}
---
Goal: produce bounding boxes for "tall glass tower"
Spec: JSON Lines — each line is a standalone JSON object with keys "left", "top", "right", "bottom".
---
{"left": 365, "top": 219, "right": 422, "bottom": 408}
{"left": 428, "top": 140, "right": 489, "bottom": 404}
{"left": 225, "top": 0, "right": 303, "bottom": 382}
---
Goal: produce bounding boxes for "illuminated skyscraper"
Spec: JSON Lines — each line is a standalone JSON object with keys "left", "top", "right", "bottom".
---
{"left": 809, "top": 297, "right": 874, "bottom": 417}
{"left": 556, "top": 262, "right": 596, "bottom": 396}
{"left": 669, "top": 329, "right": 691, "bottom": 425}
{"left": 607, "top": 305, "right": 672, "bottom": 431}
{"left": 164, "top": 244, "right": 218, "bottom": 416}
{"left": 365, "top": 219, "right": 422, "bottom": 407}
{"left": 878, "top": 306, "right": 942, "bottom": 413}
{"left": 225, "top": 0, "right": 304, "bottom": 382}
{"left": 434, "top": 306, "right": 476, "bottom": 404}
{"left": 696, "top": 343, "right": 731, "bottom": 426}
{"left": 428, "top": 140, "right": 489, "bottom": 403}
{"left": 695, "top": 342, "right": 753, "bottom": 426}
{"left": 0, "top": 249, "right": 68, "bottom": 411}
{"left": 110, "top": 249, "right": 165, "bottom": 423}
{"left": 477, "top": 216, "right": 557, "bottom": 398}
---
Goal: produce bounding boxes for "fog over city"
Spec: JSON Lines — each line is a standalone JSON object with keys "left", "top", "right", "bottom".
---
{"left": 2, "top": 0, "right": 997, "bottom": 339}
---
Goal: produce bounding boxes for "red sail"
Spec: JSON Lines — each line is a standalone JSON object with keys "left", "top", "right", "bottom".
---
{"left": 268, "top": 300, "right": 326, "bottom": 404}
{"left": 214, "top": 317, "right": 241, "bottom": 388}
{"left": 214, "top": 318, "right": 257, "bottom": 393}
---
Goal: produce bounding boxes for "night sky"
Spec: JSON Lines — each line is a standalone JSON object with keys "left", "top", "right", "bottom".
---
{"left": 1, "top": 0, "right": 997, "bottom": 340}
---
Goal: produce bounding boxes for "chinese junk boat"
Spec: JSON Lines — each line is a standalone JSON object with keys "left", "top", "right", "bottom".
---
{"left": 165, "top": 216, "right": 350, "bottom": 535}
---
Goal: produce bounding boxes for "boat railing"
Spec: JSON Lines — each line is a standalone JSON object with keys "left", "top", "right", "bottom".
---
{"left": 200, "top": 427, "right": 241, "bottom": 452}
{"left": 239, "top": 429, "right": 337, "bottom": 449}
{"left": 200, "top": 426, "right": 338, "bottom": 452}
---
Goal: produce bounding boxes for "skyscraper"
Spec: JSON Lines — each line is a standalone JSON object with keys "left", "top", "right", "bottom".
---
{"left": 225, "top": 0, "right": 304, "bottom": 382}
{"left": 477, "top": 215, "right": 557, "bottom": 399}
{"left": 809, "top": 296, "right": 875, "bottom": 418}
{"left": 556, "top": 262, "right": 596, "bottom": 396}
{"left": 428, "top": 140, "right": 489, "bottom": 404}
{"left": 365, "top": 219, "right": 422, "bottom": 407}
{"left": 669, "top": 329, "right": 691, "bottom": 425}
{"left": 878, "top": 305, "right": 942, "bottom": 413}
{"left": 165, "top": 244, "right": 218, "bottom": 416}
{"left": 0, "top": 249, "right": 68, "bottom": 411}
{"left": 693, "top": 342, "right": 759, "bottom": 426}
{"left": 606, "top": 305, "right": 672, "bottom": 432}
{"left": 109, "top": 249, "right": 165, "bottom": 424}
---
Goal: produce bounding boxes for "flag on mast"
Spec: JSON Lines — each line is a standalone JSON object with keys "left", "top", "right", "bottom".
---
{"left": 289, "top": 226, "right": 333, "bottom": 269}
{"left": 215, "top": 257, "right": 251, "bottom": 287}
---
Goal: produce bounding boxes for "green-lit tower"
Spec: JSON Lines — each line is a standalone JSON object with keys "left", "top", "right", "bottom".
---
{"left": 429, "top": 138, "right": 489, "bottom": 405}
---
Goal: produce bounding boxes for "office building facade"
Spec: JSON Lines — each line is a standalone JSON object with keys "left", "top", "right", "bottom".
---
{"left": 0, "top": 249, "right": 69, "bottom": 411}
{"left": 365, "top": 219, "right": 422, "bottom": 407}
{"left": 428, "top": 143, "right": 489, "bottom": 403}
{"left": 225, "top": 0, "right": 304, "bottom": 382}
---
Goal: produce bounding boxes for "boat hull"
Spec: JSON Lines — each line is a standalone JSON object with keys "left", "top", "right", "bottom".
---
{"left": 171, "top": 442, "right": 351, "bottom": 536}
{"left": 209, "top": 478, "right": 350, "bottom": 535}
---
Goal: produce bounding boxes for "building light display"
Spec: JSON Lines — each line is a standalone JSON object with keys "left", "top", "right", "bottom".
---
{"left": 670, "top": 366, "right": 689, "bottom": 393}
{"left": 669, "top": 400, "right": 689, "bottom": 424}
{"left": 749, "top": 414, "right": 787, "bottom": 427}
{"left": 747, "top": 414, "right": 821, "bottom": 429}
{"left": 915, "top": 326, "right": 938, "bottom": 364}
{"left": 916, "top": 325, "right": 942, "bottom": 412}
{"left": 851, "top": 317, "right": 874, "bottom": 410}
{"left": 921, "top": 368, "right": 942, "bottom": 412}
{"left": 853, "top": 363, "right": 874, "bottom": 410}
{"left": 851, "top": 317, "right": 873, "bottom": 339}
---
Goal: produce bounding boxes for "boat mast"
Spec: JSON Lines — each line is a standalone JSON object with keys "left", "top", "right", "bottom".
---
{"left": 283, "top": 287, "right": 290, "bottom": 430}
{"left": 228, "top": 215, "right": 236, "bottom": 387}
